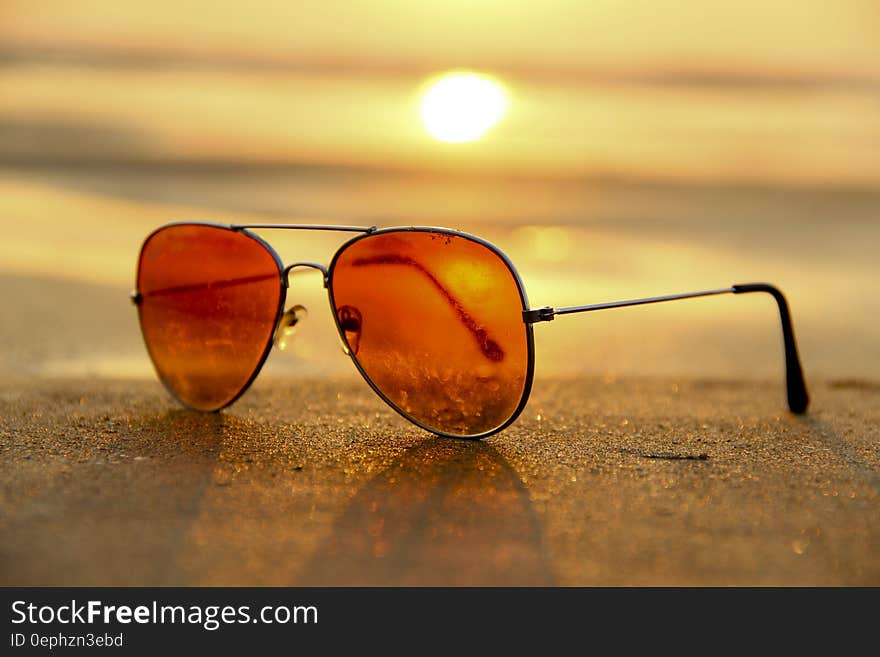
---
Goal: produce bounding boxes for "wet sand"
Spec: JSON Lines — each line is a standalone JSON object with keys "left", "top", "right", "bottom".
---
{"left": 1, "top": 375, "right": 877, "bottom": 586}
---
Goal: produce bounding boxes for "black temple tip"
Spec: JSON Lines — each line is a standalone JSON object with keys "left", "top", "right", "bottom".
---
{"left": 733, "top": 283, "right": 810, "bottom": 414}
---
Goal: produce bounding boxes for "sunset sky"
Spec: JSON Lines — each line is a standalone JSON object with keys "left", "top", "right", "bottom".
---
{"left": 5, "top": 2, "right": 879, "bottom": 74}
{"left": 2, "top": 1, "right": 879, "bottom": 185}
{"left": 1, "top": 2, "right": 878, "bottom": 381}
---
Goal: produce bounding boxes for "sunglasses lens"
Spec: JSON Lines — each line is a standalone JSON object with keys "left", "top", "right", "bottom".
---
{"left": 136, "top": 224, "right": 282, "bottom": 410}
{"left": 330, "top": 231, "right": 530, "bottom": 437}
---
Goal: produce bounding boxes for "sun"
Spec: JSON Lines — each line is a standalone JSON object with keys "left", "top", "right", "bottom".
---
{"left": 420, "top": 72, "right": 508, "bottom": 143}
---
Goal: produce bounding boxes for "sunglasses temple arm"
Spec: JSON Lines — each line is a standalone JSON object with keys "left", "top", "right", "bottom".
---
{"left": 525, "top": 282, "right": 809, "bottom": 414}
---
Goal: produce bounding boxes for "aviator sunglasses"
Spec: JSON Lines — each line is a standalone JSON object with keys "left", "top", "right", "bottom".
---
{"left": 132, "top": 222, "right": 810, "bottom": 438}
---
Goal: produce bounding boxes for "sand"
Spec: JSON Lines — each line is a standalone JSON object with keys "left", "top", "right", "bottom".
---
{"left": 1, "top": 169, "right": 878, "bottom": 586}
{"left": 1, "top": 375, "right": 877, "bottom": 586}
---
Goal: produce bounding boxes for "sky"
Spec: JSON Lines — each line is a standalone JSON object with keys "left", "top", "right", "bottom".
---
{"left": 2, "top": 1, "right": 879, "bottom": 185}
{"left": 1, "top": 2, "right": 878, "bottom": 381}
{"left": 4, "top": 1, "right": 880, "bottom": 76}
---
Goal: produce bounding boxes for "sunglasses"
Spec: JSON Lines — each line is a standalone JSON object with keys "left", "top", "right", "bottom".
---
{"left": 132, "top": 222, "right": 809, "bottom": 438}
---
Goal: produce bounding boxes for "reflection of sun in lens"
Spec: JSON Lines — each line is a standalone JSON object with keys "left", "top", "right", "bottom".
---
{"left": 420, "top": 72, "right": 508, "bottom": 143}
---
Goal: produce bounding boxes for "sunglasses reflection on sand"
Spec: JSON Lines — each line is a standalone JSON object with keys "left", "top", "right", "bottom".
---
{"left": 133, "top": 223, "right": 809, "bottom": 438}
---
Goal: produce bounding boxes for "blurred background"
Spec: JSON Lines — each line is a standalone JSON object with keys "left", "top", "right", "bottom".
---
{"left": 1, "top": 1, "right": 878, "bottom": 387}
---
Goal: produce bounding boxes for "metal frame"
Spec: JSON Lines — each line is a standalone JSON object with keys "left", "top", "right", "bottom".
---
{"left": 133, "top": 221, "right": 809, "bottom": 439}
{"left": 522, "top": 284, "right": 808, "bottom": 414}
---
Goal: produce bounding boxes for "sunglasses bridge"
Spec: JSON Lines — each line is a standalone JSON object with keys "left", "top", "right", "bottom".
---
{"left": 273, "top": 262, "right": 333, "bottom": 352}
{"left": 283, "top": 262, "right": 329, "bottom": 288}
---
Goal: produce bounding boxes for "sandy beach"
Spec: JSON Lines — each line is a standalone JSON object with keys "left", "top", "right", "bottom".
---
{"left": 1, "top": 168, "right": 878, "bottom": 586}
{"left": 1, "top": 375, "right": 877, "bottom": 586}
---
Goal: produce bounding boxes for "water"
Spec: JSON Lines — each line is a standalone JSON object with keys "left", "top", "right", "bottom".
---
{"left": 1, "top": 12, "right": 879, "bottom": 381}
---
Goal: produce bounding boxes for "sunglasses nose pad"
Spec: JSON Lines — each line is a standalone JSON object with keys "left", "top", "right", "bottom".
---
{"left": 273, "top": 304, "right": 308, "bottom": 351}
{"left": 336, "top": 305, "right": 362, "bottom": 355}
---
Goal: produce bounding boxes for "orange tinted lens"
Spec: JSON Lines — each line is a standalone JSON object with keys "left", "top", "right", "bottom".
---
{"left": 331, "top": 231, "right": 530, "bottom": 437}
{"left": 137, "top": 224, "right": 282, "bottom": 410}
